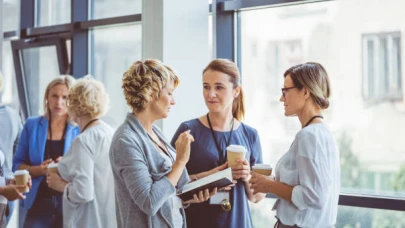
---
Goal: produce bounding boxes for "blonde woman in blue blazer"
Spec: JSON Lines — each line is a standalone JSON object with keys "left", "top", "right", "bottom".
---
{"left": 13, "top": 76, "right": 80, "bottom": 228}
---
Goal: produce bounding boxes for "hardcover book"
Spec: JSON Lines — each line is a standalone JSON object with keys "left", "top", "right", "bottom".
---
{"left": 177, "top": 167, "right": 233, "bottom": 201}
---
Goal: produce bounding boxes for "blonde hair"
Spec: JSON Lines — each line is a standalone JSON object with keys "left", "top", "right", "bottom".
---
{"left": 43, "top": 75, "right": 76, "bottom": 118}
{"left": 284, "top": 62, "right": 331, "bottom": 109}
{"left": 67, "top": 76, "right": 109, "bottom": 119}
{"left": 122, "top": 59, "right": 180, "bottom": 112}
{"left": 203, "top": 59, "right": 245, "bottom": 121}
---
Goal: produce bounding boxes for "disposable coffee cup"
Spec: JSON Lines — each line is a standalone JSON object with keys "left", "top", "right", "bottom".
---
{"left": 226, "top": 145, "right": 247, "bottom": 167}
{"left": 14, "top": 170, "right": 29, "bottom": 193}
{"left": 47, "top": 162, "right": 59, "bottom": 175}
{"left": 252, "top": 164, "right": 273, "bottom": 176}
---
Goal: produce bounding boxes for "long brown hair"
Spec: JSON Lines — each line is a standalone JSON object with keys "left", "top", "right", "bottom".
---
{"left": 203, "top": 59, "right": 245, "bottom": 121}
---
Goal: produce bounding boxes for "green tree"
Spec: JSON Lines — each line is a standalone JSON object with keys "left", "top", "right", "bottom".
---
{"left": 338, "top": 132, "right": 361, "bottom": 189}
{"left": 393, "top": 163, "right": 405, "bottom": 191}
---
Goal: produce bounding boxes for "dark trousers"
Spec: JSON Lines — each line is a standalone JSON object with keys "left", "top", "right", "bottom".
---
{"left": 22, "top": 196, "right": 63, "bottom": 228}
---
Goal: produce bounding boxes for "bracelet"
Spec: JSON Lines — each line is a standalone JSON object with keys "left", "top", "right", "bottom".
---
{"left": 183, "top": 203, "right": 191, "bottom": 209}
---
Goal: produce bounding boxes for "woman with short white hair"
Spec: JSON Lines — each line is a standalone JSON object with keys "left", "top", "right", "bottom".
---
{"left": 47, "top": 76, "right": 116, "bottom": 228}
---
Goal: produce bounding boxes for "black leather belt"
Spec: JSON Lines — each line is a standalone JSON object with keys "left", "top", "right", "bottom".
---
{"left": 274, "top": 218, "right": 300, "bottom": 228}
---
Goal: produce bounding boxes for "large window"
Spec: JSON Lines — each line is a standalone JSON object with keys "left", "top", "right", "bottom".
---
{"left": 2, "top": 0, "right": 20, "bottom": 31}
{"left": 90, "top": 23, "right": 142, "bottom": 129}
{"left": 36, "top": 0, "right": 71, "bottom": 26}
{"left": 240, "top": 0, "right": 405, "bottom": 227}
{"left": 90, "top": 0, "right": 141, "bottom": 19}
{"left": 2, "top": 0, "right": 20, "bottom": 109}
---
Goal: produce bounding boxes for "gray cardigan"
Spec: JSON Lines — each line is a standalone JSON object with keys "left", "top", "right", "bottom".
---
{"left": 110, "top": 113, "right": 190, "bottom": 228}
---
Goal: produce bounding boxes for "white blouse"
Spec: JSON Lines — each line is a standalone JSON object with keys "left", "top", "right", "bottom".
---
{"left": 159, "top": 146, "right": 184, "bottom": 228}
{"left": 58, "top": 121, "right": 117, "bottom": 228}
{"left": 0, "top": 150, "right": 6, "bottom": 204}
{"left": 274, "top": 123, "right": 340, "bottom": 228}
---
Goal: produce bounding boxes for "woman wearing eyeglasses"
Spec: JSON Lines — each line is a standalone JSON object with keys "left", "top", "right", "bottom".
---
{"left": 249, "top": 62, "right": 340, "bottom": 228}
{"left": 171, "top": 59, "right": 266, "bottom": 228}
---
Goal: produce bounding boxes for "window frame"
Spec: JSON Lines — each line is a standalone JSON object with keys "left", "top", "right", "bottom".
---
{"left": 362, "top": 31, "right": 403, "bottom": 103}
{"left": 2, "top": 0, "right": 141, "bottom": 119}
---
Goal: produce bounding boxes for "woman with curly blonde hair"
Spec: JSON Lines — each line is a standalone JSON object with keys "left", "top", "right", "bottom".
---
{"left": 47, "top": 76, "right": 116, "bottom": 228}
{"left": 110, "top": 59, "right": 216, "bottom": 228}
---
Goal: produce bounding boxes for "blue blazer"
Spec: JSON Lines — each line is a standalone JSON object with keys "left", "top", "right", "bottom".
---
{"left": 13, "top": 116, "right": 80, "bottom": 210}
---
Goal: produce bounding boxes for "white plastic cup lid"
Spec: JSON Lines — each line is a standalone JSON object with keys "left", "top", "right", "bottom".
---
{"left": 48, "top": 162, "right": 58, "bottom": 168}
{"left": 226, "top": 145, "right": 247, "bottom": 153}
{"left": 14, "top": 170, "right": 29, "bottom": 176}
{"left": 252, "top": 164, "right": 273, "bottom": 170}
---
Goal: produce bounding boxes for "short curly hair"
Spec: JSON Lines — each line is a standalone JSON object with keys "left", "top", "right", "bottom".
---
{"left": 67, "top": 76, "right": 109, "bottom": 119}
{"left": 122, "top": 59, "right": 179, "bottom": 112}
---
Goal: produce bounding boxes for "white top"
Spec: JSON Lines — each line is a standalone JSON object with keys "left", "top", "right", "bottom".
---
{"left": 158, "top": 146, "right": 183, "bottom": 228}
{"left": 0, "top": 150, "right": 6, "bottom": 204}
{"left": 58, "top": 121, "right": 117, "bottom": 228}
{"left": 274, "top": 123, "right": 340, "bottom": 228}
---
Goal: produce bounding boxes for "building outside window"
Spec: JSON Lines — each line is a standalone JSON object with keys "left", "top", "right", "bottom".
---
{"left": 363, "top": 32, "right": 402, "bottom": 102}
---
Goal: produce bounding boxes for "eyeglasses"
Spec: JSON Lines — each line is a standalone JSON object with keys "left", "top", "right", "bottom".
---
{"left": 281, "top": 86, "right": 296, "bottom": 97}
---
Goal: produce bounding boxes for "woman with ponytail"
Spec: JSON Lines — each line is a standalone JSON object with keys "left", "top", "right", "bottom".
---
{"left": 171, "top": 59, "right": 265, "bottom": 228}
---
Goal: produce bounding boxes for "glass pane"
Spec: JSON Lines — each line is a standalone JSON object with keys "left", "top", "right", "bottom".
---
{"left": 22, "top": 46, "right": 60, "bottom": 116}
{"left": 337, "top": 206, "right": 405, "bottom": 227}
{"left": 1, "top": 41, "right": 20, "bottom": 110}
{"left": 209, "top": 15, "right": 213, "bottom": 59}
{"left": 2, "top": 0, "right": 20, "bottom": 31}
{"left": 241, "top": 0, "right": 405, "bottom": 199}
{"left": 90, "top": 0, "right": 141, "bottom": 20}
{"left": 251, "top": 199, "right": 405, "bottom": 228}
{"left": 36, "top": 0, "right": 71, "bottom": 27}
{"left": 250, "top": 198, "right": 277, "bottom": 227}
{"left": 90, "top": 23, "right": 142, "bottom": 129}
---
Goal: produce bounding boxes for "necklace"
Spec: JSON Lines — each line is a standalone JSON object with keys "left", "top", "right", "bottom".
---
{"left": 303, "top": 115, "right": 323, "bottom": 128}
{"left": 148, "top": 131, "right": 175, "bottom": 163}
{"left": 81, "top": 119, "right": 99, "bottom": 132}
{"left": 206, "top": 113, "right": 234, "bottom": 164}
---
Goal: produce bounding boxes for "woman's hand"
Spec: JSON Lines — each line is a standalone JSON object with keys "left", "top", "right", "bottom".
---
{"left": 231, "top": 158, "right": 251, "bottom": 182}
{"left": 175, "top": 130, "right": 194, "bottom": 165}
{"left": 46, "top": 172, "right": 68, "bottom": 192}
{"left": 39, "top": 158, "right": 53, "bottom": 175}
{"left": 249, "top": 171, "right": 273, "bottom": 195}
{"left": 0, "top": 185, "right": 26, "bottom": 201}
{"left": 183, "top": 188, "right": 217, "bottom": 204}
{"left": 54, "top": 156, "right": 63, "bottom": 163}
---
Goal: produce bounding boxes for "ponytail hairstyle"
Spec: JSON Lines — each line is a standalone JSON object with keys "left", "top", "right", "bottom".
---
{"left": 284, "top": 62, "right": 331, "bottom": 109}
{"left": 203, "top": 59, "right": 245, "bottom": 121}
